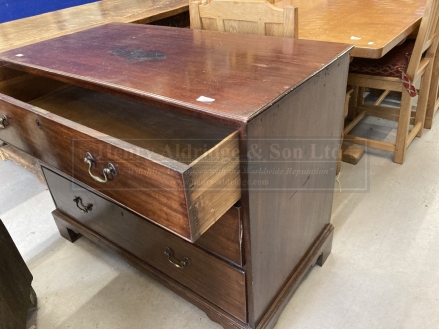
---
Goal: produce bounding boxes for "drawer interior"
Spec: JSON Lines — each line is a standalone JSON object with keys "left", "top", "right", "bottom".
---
{"left": 0, "top": 69, "right": 235, "bottom": 164}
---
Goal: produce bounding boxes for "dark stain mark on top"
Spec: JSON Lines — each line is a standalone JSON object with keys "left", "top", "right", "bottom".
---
{"left": 108, "top": 47, "right": 167, "bottom": 63}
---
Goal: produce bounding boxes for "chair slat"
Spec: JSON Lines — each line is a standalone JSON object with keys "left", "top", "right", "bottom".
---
{"left": 190, "top": 0, "right": 298, "bottom": 38}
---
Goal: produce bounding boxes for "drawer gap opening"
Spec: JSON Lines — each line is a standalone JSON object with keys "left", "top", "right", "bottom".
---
{"left": 0, "top": 69, "right": 235, "bottom": 164}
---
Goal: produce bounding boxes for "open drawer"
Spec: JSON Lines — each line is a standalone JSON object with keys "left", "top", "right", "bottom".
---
{"left": 0, "top": 71, "right": 241, "bottom": 241}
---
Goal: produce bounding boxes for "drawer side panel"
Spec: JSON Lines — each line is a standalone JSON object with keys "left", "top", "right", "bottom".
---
{"left": 186, "top": 131, "right": 241, "bottom": 239}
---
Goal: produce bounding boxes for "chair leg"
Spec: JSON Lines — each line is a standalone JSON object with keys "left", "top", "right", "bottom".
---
{"left": 357, "top": 87, "right": 366, "bottom": 107}
{"left": 394, "top": 91, "right": 413, "bottom": 164}
{"left": 425, "top": 47, "right": 439, "bottom": 129}
{"left": 414, "top": 74, "right": 431, "bottom": 137}
{"left": 347, "top": 87, "right": 359, "bottom": 120}
{"left": 374, "top": 90, "right": 391, "bottom": 106}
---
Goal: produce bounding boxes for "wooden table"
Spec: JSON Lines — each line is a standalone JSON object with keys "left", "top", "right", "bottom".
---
{"left": 275, "top": 0, "right": 427, "bottom": 58}
{"left": 0, "top": 0, "right": 189, "bottom": 53}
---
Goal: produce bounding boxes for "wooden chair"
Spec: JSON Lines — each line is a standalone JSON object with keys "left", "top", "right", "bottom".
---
{"left": 425, "top": 42, "right": 439, "bottom": 129}
{"left": 189, "top": 0, "right": 298, "bottom": 38}
{"left": 345, "top": 0, "right": 439, "bottom": 164}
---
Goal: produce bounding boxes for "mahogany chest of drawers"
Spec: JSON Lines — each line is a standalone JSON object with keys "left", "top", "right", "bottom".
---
{"left": 0, "top": 23, "right": 352, "bottom": 328}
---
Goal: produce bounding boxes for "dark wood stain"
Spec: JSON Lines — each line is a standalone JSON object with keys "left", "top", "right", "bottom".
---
{"left": 108, "top": 47, "right": 168, "bottom": 63}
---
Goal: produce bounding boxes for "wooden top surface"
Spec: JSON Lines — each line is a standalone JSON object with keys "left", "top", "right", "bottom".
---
{"left": 0, "top": 23, "right": 352, "bottom": 124}
{"left": 275, "top": 0, "right": 427, "bottom": 58}
{"left": 0, "top": 0, "right": 188, "bottom": 53}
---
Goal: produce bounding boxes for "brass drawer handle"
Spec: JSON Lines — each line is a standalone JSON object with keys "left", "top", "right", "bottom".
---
{"left": 73, "top": 196, "right": 93, "bottom": 213}
{"left": 0, "top": 114, "right": 9, "bottom": 129}
{"left": 84, "top": 152, "right": 117, "bottom": 183}
{"left": 164, "top": 247, "right": 190, "bottom": 269}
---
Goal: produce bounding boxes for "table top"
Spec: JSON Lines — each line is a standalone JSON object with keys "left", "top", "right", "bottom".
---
{"left": 0, "top": 23, "right": 352, "bottom": 123}
{"left": 0, "top": 0, "right": 188, "bottom": 53}
{"left": 275, "top": 0, "right": 427, "bottom": 58}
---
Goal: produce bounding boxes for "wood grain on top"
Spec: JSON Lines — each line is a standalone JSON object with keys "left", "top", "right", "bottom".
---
{"left": 275, "top": 0, "right": 427, "bottom": 58}
{"left": 0, "top": 23, "right": 352, "bottom": 123}
{"left": 0, "top": 0, "right": 188, "bottom": 53}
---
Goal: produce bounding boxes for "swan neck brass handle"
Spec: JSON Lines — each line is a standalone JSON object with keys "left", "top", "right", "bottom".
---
{"left": 84, "top": 152, "right": 117, "bottom": 183}
{"left": 0, "top": 114, "right": 9, "bottom": 129}
{"left": 164, "top": 247, "right": 190, "bottom": 269}
{"left": 73, "top": 196, "right": 93, "bottom": 213}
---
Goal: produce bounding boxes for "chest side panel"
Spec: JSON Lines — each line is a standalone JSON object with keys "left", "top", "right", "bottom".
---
{"left": 246, "top": 54, "right": 350, "bottom": 324}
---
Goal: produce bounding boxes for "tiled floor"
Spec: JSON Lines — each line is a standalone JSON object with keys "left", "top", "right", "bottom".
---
{"left": 1, "top": 99, "right": 439, "bottom": 328}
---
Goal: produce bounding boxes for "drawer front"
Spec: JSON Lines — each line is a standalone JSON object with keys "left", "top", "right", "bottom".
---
{"left": 196, "top": 205, "right": 243, "bottom": 266}
{"left": 0, "top": 92, "right": 240, "bottom": 242}
{"left": 42, "top": 165, "right": 247, "bottom": 321}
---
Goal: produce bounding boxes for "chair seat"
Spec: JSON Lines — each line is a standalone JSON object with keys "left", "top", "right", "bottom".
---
{"left": 350, "top": 41, "right": 414, "bottom": 77}
{"left": 349, "top": 41, "right": 417, "bottom": 96}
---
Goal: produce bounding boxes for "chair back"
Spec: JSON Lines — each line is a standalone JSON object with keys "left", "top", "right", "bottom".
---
{"left": 406, "top": 0, "right": 439, "bottom": 80}
{"left": 189, "top": 0, "right": 298, "bottom": 38}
